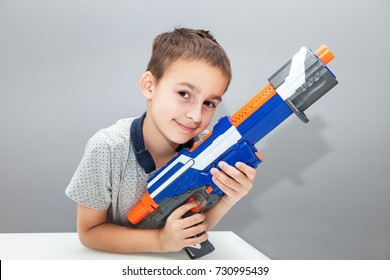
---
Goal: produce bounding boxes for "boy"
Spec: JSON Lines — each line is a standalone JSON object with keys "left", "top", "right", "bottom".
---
{"left": 65, "top": 28, "right": 256, "bottom": 254}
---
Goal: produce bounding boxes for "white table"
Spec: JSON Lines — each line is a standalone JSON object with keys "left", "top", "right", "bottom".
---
{"left": 0, "top": 231, "right": 269, "bottom": 260}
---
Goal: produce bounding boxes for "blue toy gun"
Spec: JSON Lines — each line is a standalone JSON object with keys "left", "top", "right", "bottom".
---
{"left": 128, "top": 45, "right": 338, "bottom": 259}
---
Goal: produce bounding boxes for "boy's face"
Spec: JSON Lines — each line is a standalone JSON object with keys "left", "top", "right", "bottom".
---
{"left": 143, "top": 59, "right": 229, "bottom": 147}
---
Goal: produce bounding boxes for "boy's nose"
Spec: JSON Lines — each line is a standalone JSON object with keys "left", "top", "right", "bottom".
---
{"left": 186, "top": 106, "right": 202, "bottom": 123}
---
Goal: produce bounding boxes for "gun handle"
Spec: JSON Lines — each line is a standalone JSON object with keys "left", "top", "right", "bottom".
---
{"left": 182, "top": 198, "right": 215, "bottom": 259}
{"left": 184, "top": 237, "right": 215, "bottom": 259}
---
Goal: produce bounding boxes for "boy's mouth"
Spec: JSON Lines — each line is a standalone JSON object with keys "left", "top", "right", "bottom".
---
{"left": 175, "top": 120, "right": 198, "bottom": 133}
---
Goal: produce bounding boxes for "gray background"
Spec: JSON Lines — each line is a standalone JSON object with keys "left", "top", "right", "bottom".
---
{"left": 1, "top": 0, "right": 389, "bottom": 259}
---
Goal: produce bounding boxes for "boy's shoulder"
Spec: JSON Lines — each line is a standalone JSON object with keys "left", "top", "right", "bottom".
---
{"left": 101, "top": 118, "right": 133, "bottom": 137}
{"left": 87, "top": 118, "right": 134, "bottom": 150}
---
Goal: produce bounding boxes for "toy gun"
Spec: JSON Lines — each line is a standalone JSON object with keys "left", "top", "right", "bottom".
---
{"left": 128, "top": 45, "right": 338, "bottom": 259}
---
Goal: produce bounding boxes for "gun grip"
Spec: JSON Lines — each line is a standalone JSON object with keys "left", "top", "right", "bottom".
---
{"left": 184, "top": 238, "right": 215, "bottom": 259}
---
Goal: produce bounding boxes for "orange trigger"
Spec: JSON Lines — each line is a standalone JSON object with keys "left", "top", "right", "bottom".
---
{"left": 187, "top": 196, "right": 202, "bottom": 213}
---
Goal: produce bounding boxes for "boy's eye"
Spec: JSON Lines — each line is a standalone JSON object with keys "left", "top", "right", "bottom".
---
{"left": 178, "top": 91, "right": 190, "bottom": 98}
{"left": 204, "top": 101, "right": 216, "bottom": 108}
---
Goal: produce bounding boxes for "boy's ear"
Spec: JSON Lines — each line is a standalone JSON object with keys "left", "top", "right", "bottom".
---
{"left": 139, "top": 71, "right": 154, "bottom": 100}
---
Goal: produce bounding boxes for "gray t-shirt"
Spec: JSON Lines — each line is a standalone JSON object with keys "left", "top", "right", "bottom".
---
{"left": 65, "top": 116, "right": 207, "bottom": 228}
{"left": 65, "top": 118, "right": 149, "bottom": 227}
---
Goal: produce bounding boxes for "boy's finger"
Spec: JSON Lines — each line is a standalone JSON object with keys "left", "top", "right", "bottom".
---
{"left": 235, "top": 162, "right": 256, "bottom": 180}
{"left": 170, "top": 200, "right": 200, "bottom": 219}
{"left": 214, "top": 161, "right": 239, "bottom": 179}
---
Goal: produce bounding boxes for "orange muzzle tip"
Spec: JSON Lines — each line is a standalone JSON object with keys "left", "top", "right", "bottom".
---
{"left": 315, "top": 44, "right": 335, "bottom": 65}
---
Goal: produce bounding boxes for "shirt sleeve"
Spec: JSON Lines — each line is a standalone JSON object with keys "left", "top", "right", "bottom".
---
{"left": 65, "top": 131, "right": 113, "bottom": 210}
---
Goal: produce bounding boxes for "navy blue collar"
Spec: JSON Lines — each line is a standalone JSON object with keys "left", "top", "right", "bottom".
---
{"left": 130, "top": 113, "right": 194, "bottom": 174}
{"left": 130, "top": 113, "right": 156, "bottom": 174}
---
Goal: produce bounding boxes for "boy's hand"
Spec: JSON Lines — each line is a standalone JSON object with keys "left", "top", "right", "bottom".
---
{"left": 158, "top": 200, "right": 209, "bottom": 252}
{"left": 210, "top": 161, "right": 256, "bottom": 206}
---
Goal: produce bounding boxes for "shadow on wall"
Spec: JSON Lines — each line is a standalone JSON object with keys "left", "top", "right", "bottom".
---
{"left": 217, "top": 114, "right": 330, "bottom": 231}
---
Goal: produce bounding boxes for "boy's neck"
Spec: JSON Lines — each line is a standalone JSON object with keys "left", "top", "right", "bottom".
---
{"left": 142, "top": 115, "right": 179, "bottom": 169}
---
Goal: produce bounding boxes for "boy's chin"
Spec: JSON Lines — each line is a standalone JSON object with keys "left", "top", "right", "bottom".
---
{"left": 170, "top": 135, "right": 194, "bottom": 147}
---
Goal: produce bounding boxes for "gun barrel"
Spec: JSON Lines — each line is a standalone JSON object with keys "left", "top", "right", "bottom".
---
{"left": 269, "top": 45, "right": 338, "bottom": 123}
{"left": 229, "top": 45, "right": 338, "bottom": 149}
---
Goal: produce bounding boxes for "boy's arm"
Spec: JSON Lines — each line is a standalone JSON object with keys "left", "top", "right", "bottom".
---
{"left": 203, "top": 161, "right": 256, "bottom": 230}
{"left": 76, "top": 201, "right": 209, "bottom": 253}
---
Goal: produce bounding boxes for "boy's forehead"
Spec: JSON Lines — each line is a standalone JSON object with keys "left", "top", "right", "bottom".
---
{"left": 163, "top": 59, "right": 228, "bottom": 83}
{"left": 165, "top": 59, "right": 225, "bottom": 76}
{"left": 162, "top": 59, "right": 229, "bottom": 92}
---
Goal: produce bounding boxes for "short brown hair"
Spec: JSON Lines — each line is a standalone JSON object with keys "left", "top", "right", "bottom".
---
{"left": 146, "top": 27, "right": 232, "bottom": 90}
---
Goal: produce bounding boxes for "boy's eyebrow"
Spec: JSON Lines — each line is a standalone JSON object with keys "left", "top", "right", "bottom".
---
{"left": 211, "top": 95, "right": 223, "bottom": 102}
{"left": 177, "top": 82, "right": 199, "bottom": 92}
{"left": 177, "top": 82, "right": 223, "bottom": 102}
